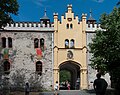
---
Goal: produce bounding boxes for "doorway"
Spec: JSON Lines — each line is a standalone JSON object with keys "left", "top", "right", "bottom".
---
{"left": 59, "top": 61, "right": 80, "bottom": 90}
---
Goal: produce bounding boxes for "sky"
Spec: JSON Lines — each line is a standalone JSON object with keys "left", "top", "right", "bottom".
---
{"left": 12, "top": 0, "right": 119, "bottom": 22}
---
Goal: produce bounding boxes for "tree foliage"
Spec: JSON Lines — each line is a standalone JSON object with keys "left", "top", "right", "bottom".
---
{"left": 117, "top": 0, "right": 120, "bottom": 5}
{"left": 89, "top": 7, "right": 120, "bottom": 72}
{"left": 89, "top": 6, "right": 120, "bottom": 93}
{"left": 60, "top": 70, "right": 71, "bottom": 83}
{"left": 0, "top": 0, "right": 19, "bottom": 28}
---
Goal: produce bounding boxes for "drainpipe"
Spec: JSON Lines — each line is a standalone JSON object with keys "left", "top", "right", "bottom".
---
{"left": 52, "top": 32, "right": 54, "bottom": 90}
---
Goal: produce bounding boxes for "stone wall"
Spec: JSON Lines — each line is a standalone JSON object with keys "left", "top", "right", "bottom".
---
{"left": 0, "top": 31, "right": 53, "bottom": 91}
{"left": 86, "top": 32, "right": 111, "bottom": 89}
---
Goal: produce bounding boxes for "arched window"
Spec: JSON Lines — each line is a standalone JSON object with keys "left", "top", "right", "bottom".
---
{"left": 40, "top": 38, "right": 44, "bottom": 51}
{"left": 8, "top": 37, "right": 12, "bottom": 48}
{"left": 70, "top": 24, "right": 73, "bottom": 29}
{"left": 65, "top": 39, "right": 69, "bottom": 48}
{"left": 66, "top": 24, "right": 69, "bottom": 29}
{"left": 34, "top": 38, "right": 39, "bottom": 48}
{"left": 36, "top": 61, "right": 42, "bottom": 75}
{"left": 70, "top": 39, "right": 74, "bottom": 48}
{"left": 2, "top": 37, "right": 6, "bottom": 48}
{"left": 4, "top": 61, "right": 10, "bottom": 74}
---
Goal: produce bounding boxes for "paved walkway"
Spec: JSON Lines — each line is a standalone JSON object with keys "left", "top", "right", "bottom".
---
{"left": 39, "top": 90, "right": 96, "bottom": 95}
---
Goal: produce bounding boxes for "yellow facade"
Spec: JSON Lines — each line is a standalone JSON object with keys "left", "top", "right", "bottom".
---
{"left": 53, "top": 4, "right": 88, "bottom": 89}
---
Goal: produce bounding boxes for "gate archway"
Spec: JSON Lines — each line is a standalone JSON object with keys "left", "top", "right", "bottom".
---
{"left": 59, "top": 61, "right": 81, "bottom": 90}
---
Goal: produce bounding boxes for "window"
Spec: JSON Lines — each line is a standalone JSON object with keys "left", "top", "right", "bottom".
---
{"left": 70, "top": 39, "right": 74, "bottom": 48}
{"left": 65, "top": 39, "right": 69, "bottom": 48}
{"left": 66, "top": 24, "right": 69, "bottom": 29}
{"left": 88, "top": 22, "right": 90, "bottom": 27}
{"left": 45, "top": 22, "right": 47, "bottom": 27}
{"left": 92, "top": 23, "right": 94, "bottom": 27}
{"left": 70, "top": 24, "right": 73, "bottom": 29}
{"left": 34, "top": 38, "right": 45, "bottom": 50}
{"left": 4, "top": 61, "right": 10, "bottom": 74}
{"left": 34, "top": 38, "right": 39, "bottom": 48}
{"left": 8, "top": 37, "right": 12, "bottom": 48}
{"left": 36, "top": 61, "right": 42, "bottom": 75}
{"left": 40, "top": 38, "right": 44, "bottom": 51}
{"left": 2, "top": 37, "right": 6, "bottom": 48}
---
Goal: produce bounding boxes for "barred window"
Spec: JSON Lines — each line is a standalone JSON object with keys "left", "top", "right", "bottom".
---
{"left": 36, "top": 61, "right": 42, "bottom": 75}
{"left": 4, "top": 61, "right": 10, "bottom": 74}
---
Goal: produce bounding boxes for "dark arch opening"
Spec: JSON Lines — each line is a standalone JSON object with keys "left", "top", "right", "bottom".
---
{"left": 40, "top": 38, "right": 44, "bottom": 51}
{"left": 36, "top": 61, "right": 42, "bottom": 75}
{"left": 34, "top": 38, "right": 39, "bottom": 48}
{"left": 59, "top": 61, "right": 80, "bottom": 90}
{"left": 3, "top": 60, "right": 10, "bottom": 74}
{"left": 8, "top": 37, "right": 12, "bottom": 48}
{"left": 2, "top": 37, "right": 6, "bottom": 48}
{"left": 65, "top": 39, "right": 69, "bottom": 48}
{"left": 66, "top": 24, "right": 69, "bottom": 29}
{"left": 70, "top": 24, "right": 73, "bottom": 29}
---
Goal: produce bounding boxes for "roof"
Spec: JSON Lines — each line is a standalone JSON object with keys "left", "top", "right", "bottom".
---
{"left": 41, "top": 15, "right": 49, "bottom": 20}
{"left": 88, "top": 16, "right": 96, "bottom": 21}
{"left": 88, "top": 9, "right": 96, "bottom": 21}
{"left": 40, "top": 8, "right": 50, "bottom": 20}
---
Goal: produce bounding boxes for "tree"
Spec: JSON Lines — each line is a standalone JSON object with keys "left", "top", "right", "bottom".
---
{"left": 89, "top": 7, "right": 120, "bottom": 94}
{"left": 60, "top": 70, "right": 71, "bottom": 83}
{"left": 0, "top": 0, "right": 19, "bottom": 94}
{"left": 0, "top": 0, "right": 19, "bottom": 29}
{"left": 117, "top": 0, "right": 120, "bottom": 5}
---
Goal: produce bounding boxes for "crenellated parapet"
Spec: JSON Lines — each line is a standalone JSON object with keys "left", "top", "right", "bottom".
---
{"left": 3, "top": 22, "right": 54, "bottom": 31}
{"left": 86, "top": 9, "right": 105, "bottom": 32}
{"left": 86, "top": 23, "right": 104, "bottom": 32}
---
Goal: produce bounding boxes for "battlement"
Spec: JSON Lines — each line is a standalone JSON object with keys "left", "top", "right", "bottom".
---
{"left": 86, "top": 23, "right": 102, "bottom": 32}
{"left": 53, "top": 12, "right": 58, "bottom": 16}
{"left": 4, "top": 22, "right": 54, "bottom": 31}
{"left": 6, "top": 22, "right": 53, "bottom": 28}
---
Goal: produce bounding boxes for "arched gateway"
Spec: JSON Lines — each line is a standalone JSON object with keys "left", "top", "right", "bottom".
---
{"left": 59, "top": 61, "right": 81, "bottom": 90}
{"left": 53, "top": 4, "right": 88, "bottom": 90}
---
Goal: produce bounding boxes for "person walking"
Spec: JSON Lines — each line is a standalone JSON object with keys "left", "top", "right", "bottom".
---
{"left": 54, "top": 81, "right": 59, "bottom": 95}
{"left": 93, "top": 73, "right": 108, "bottom": 95}
{"left": 25, "top": 82, "right": 30, "bottom": 95}
{"left": 67, "top": 82, "right": 70, "bottom": 90}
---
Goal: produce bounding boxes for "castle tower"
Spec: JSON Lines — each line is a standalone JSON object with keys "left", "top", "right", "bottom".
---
{"left": 87, "top": 9, "right": 96, "bottom": 27}
{"left": 53, "top": 4, "right": 88, "bottom": 89}
{"left": 40, "top": 8, "right": 50, "bottom": 27}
